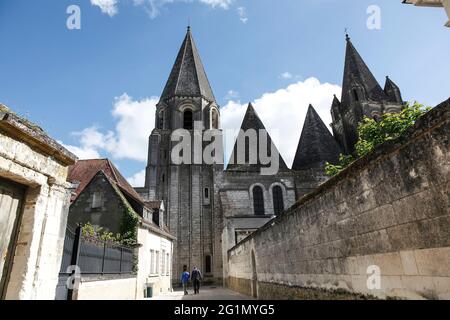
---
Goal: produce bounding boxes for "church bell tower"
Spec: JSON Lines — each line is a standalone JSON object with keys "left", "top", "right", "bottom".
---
{"left": 142, "top": 27, "right": 223, "bottom": 284}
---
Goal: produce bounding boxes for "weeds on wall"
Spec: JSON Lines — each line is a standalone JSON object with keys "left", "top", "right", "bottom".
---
{"left": 325, "top": 102, "right": 432, "bottom": 176}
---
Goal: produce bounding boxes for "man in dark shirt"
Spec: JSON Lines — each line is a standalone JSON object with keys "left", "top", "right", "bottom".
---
{"left": 191, "top": 266, "right": 203, "bottom": 294}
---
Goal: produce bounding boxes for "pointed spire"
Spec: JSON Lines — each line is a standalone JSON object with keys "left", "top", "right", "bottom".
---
{"left": 332, "top": 94, "right": 341, "bottom": 109}
{"left": 292, "top": 105, "right": 341, "bottom": 171}
{"left": 341, "top": 36, "right": 388, "bottom": 106}
{"left": 226, "top": 103, "right": 288, "bottom": 172}
{"left": 384, "top": 76, "right": 403, "bottom": 103}
{"left": 160, "top": 28, "right": 216, "bottom": 103}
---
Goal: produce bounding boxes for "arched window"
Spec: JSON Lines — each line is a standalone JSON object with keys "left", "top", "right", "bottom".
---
{"left": 183, "top": 110, "right": 193, "bottom": 130}
{"left": 272, "top": 186, "right": 284, "bottom": 216}
{"left": 352, "top": 89, "right": 359, "bottom": 102}
{"left": 253, "top": 186, "right": 265, "bottom": 216}
{"left": 211, "top": 109, "right": 219, "bottom": 129}
{"left": 159, "top": 111, "right": 164, "bottom": 129}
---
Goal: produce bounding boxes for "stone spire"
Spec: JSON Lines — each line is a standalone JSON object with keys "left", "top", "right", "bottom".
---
{"left": 160, "top": 27, "right": 216, "bottom": 103}
{"left": 292, "top": 104, "right": 341, "bottom": 171}
{"left": 226, "top": 103, "right": 288, "bottom": 172}
{"left": 384, "top": 76, "right": 403, "bottom": 103}
{"left": 341, "top": 35, "right": 388, "bottom": 106}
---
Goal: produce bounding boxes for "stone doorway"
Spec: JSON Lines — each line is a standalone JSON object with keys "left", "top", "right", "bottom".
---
{"left": 0, "top": 177, "right": 26, "bottom": 299}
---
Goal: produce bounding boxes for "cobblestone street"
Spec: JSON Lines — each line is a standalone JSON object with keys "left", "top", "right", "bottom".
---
{"left": 148, "top": 286, "right": 255, "bottom": 300}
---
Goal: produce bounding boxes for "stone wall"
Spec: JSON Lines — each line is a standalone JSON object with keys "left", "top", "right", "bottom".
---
{"left": 226, "top": 99, "right": 450, "bottom": 300}
{"left": 68, "top": 172, "right": 126, "bottom": 234}
{"left": 76, "top": 278, "right": 137, "bottom": 300}
{"left": 0, "top": 104, "right": 76, "bottom": 299}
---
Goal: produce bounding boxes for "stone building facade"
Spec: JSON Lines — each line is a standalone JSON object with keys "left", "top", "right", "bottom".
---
{"left": 0, "top": 104, "right": 77, "bottom": 299}
{"left": 137, "top": 28, "right": 405, "bottom": 285}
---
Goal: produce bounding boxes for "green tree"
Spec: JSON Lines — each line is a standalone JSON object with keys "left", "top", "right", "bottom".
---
{"left": 325, "top": 102, "right": 431, "bottom": 176}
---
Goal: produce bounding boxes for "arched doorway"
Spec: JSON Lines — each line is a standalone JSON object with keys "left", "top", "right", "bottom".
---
{"left": 251, "top": 250, "right": 258, "bottom": 298}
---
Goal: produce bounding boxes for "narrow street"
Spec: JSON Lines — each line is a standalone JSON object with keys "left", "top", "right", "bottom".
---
{"left": 148, "top": 286, "right": 255, "bottom": 300}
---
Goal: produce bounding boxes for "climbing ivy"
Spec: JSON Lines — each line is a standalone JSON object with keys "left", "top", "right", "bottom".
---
{"left": 325, "top": 102, "right": 431, "bottom": 176}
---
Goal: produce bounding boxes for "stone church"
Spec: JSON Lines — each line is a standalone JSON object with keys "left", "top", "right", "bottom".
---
{"left": 136, "top": 27, "right": 404, "bottom": 284}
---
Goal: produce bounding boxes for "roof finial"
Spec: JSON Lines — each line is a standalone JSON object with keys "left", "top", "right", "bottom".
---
{"left": 187, "top": 18, "right": 191, "bottom": 32}
{"left": 345, "top": 28, "right": 350, "bottom": 41}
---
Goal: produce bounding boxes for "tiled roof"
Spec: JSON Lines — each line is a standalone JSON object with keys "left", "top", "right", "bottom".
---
{"left": 160, "top": 27, "right": 216, "bottom": 103}
{"left": 145, "top": 201, "right": 163, "bottom": 210}
{"left": 67, "top": 159, "right": 143, "bottom": 203}
{"left": 226, "top": 103, "right": 288, "bottom": 172}
{"left": 341, "top": 35, "right": 388, "bottom": 107}
{"left": 292, "top": 105, "right": 341, "bottom": 170}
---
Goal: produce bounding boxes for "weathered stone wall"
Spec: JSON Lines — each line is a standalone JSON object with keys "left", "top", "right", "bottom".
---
{"left": 68, "top": 172, "right": 126, "bottom": 234}
{"left": 227, "top": 99, "right": 450, "bottom": 300}
{"left": 0, "top": 105, "right": 76, "bottom": 299}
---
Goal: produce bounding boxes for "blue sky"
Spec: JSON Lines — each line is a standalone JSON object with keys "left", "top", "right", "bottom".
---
{"left": 1, "top": 0, "right": 449, "bottom": 185}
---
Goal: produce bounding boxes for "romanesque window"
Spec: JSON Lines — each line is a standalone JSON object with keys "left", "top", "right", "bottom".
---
{"left": 205, "top": 255, "right": 212, "bottom": 274}
{"left": 253, "top": 186, "right": 265, "bottom": 215}
{"left": 352, "top": 89, "right": 359, "bottom": 102}
{"left": 272, "top": 186, "right": 284, "bottom": 216}
{"left": 159, "top": 111, "right": 165, "bottom": 129}
{"left": 211, "top": 108, "right": 219, "bottom": 129}
{"left": 183, "top": 110, "right": 193, "bottom": 130}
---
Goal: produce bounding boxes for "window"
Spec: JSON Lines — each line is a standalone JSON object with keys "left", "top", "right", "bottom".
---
{"left": 161, "top": 250, "right": 166, "bottom": 275}
{"left": 166, "top": 253, "right": 170, "bottom": 275}
{"left": 211, "top": 109, "right": 219, "bottom": 129}
{"left": 159, "top": 112, "right": 164, "bottom": 129}
{"left": 204, "top": 188, "right": 209, "bottom": 199}
{"left": 272, "top": 186, "right": 284, "bottom": 216}
{"left": 352, "top": 89, "right": 359, "bottom": 102}
{"left": 156, "top": 251, "right": 160, "bottom": 274}
{"left": 253, "top": 186, "right": 265, "bottom": 215}
{"left": 152, "top": 209, "right": 160, "bottom": 226}
{"left": 92, "top": 191, "right": 102, "bottom": 209}
{"left": 183, "top": 110, "right": 193, "bottom": 130}
{"left": 205, "top": 255, "right": 212, "bottom": 274}
{"left": 150, "top": 250, "right": 155, "bottom": 274}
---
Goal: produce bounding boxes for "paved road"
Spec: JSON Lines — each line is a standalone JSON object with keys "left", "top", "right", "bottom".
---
{"left": 149, "top": 286, "right": 254, "bottom": 300}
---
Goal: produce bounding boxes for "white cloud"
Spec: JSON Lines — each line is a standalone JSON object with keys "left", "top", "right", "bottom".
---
{"left": 199, "top": 0, "right": 233, "bottom": 9}
{"left": 64, "top": 78, "right": 340, "bottom": 177}
{"left": 225, "top": 89, "right": 239, "bottom": 100}
{"left": 132, "top": 0, "right": 233, "bottom": 18}
{"left": 127, "top": 169, "right": 146, "bottom": 187}
{"left": 91, "top": 0, "right": 119, "bottom": 17}
{"left": 220, "top": 77, "right": 342, "bottom": 167}
{"left": 63, "top": 93, "right": 157, "bottom": 162}
{"left": 237, "top": 7, "right": 248, "bottom": 24}
{"left": 279, "top": 72, "right": 293, "bottom": 79}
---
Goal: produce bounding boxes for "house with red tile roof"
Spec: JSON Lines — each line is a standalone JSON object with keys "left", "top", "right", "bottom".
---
{"left": 66, "top": 159, "right": 175, "bottom": 298}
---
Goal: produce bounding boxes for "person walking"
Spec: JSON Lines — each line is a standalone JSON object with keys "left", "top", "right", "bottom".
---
{"left": 181, "top": 265, "right": 190, "bottom": 295}
{"left": 191, "top": 266, "right": 203, "bottom": 294}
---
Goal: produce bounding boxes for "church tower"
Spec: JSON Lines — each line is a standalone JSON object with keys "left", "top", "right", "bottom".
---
{"left": 142, "top": 27, "right": 223, "bottom": 284}
{"left": 331, "top": 35, "right": 404, "bottom": 154}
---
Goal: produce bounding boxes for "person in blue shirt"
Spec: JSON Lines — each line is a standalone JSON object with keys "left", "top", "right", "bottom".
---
{"left": 180, "top": 265, "right": 190, "bottom": 295}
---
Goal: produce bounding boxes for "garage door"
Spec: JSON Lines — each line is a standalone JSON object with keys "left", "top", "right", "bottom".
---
{"left": 0, "top": 178, "right": 26, "bottom": 299}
